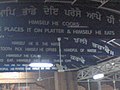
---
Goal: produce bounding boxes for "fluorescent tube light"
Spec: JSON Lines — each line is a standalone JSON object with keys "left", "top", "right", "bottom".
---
{"left": 29, "top": 63, "right": 53, "bottom": 68}
{"left": 93, "top": 73, "right": 104, "bottom": 80}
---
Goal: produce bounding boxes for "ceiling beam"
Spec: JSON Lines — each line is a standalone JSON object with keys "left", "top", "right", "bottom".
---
{"left": 77, "top": 57, "right": 120, "bottom": 81}
{"left": 44, "top": 0, "right": 72, "bottom": 4}
{"left": 71, "top": 0, "right": 77, "bottom": 5}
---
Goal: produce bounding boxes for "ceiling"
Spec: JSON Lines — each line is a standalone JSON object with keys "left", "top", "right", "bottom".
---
{"left": 0, "top": 0, "right": 119, "bottom": 72}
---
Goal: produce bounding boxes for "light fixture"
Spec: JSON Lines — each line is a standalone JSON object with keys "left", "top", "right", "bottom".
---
{"left": 29, "top": 62, "right": 53, "bottom": 68}
{"left": 111, "top": 62, "right": 115, "bottom": 65}
{"left": 93, "top": 73, "right": 104, "bottom": 80}
{"left": 29, "top": 55, "right": 53, "bottom": 68}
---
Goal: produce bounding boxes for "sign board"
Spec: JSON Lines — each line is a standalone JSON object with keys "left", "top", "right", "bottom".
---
{"left": 0, "top": 2, "right": 119, "bottom": 71}
{"left": 0, "top": 3, "right": 119, "bottom": 38}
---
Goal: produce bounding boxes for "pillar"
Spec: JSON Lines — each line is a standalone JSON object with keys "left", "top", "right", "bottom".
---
{"left": 54, "top": 72, "right": 78, "bottom": 90}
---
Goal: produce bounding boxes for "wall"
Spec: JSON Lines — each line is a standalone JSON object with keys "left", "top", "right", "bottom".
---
{"left": 0, "top": 72, "right": 119, "bottom": 90}
{"left": 0, "top": 72, "right": 55, "bottom": 90}
{"left": 78, "top": 81, "right": 120, "bottom": 90}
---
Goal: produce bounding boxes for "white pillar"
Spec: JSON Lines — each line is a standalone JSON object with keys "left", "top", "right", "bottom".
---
{"left": 98, "top": 81, "right": 101, "bottom": 90}
{"left": 87, "top": 80, "right": 91, "bottom": 90}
